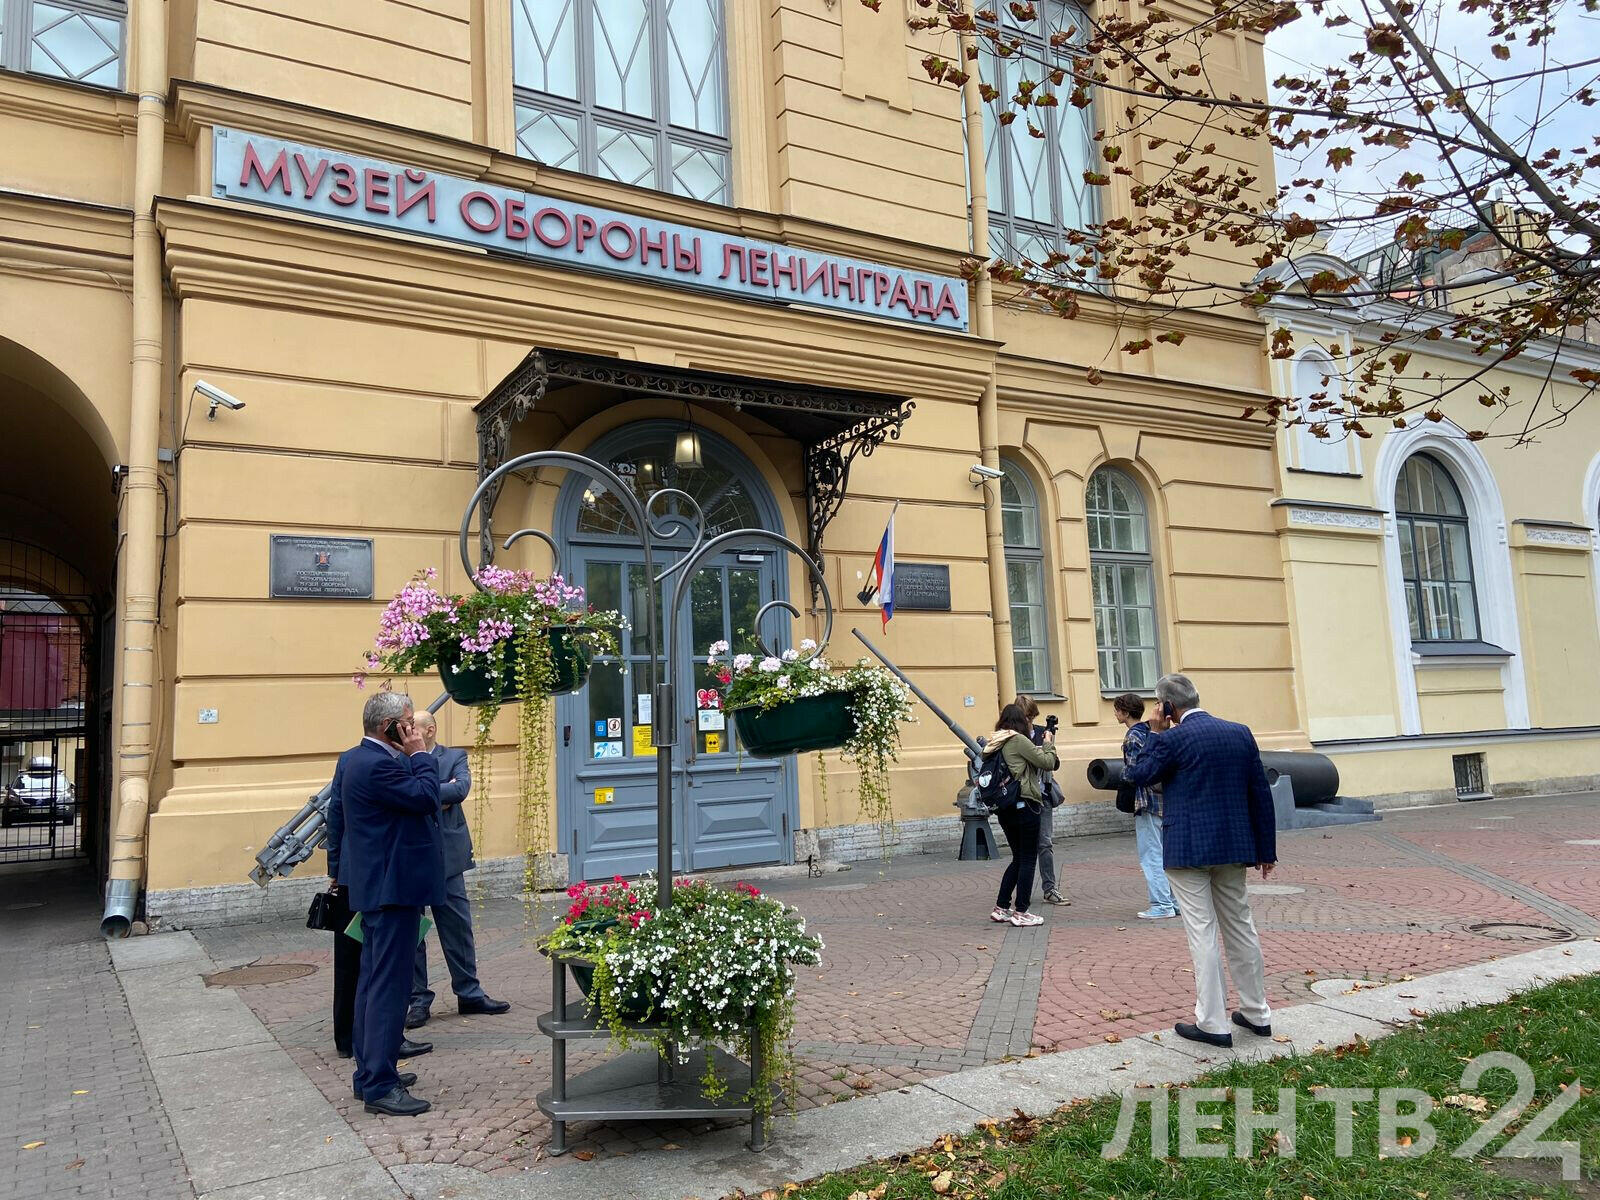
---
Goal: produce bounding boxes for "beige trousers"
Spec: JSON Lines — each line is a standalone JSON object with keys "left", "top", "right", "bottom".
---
{"left": 1164, "top": 865, "right": 1271, "bottom": 1035}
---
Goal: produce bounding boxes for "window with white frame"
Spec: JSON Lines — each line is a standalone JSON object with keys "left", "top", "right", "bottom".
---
{"left": 0, "top": 0, "right": 124, "bottom": 88}
{"left": 977, "top": 1, "right": 1098, "bottom": 266}
{"left": 1292, "top": 351, "right": 1356, "bottom": 474}
{"left": 1395, "top": 452, "right": 1481, "bottom": 642}
{"left": 1087, "top": 467, "right": 1159, "bottom": 691}
{"left": 510, "top": 0, "right": 731, "bottom": 204}
{"left": 1000, "top": 459, "right": 1052, "bottom": 693}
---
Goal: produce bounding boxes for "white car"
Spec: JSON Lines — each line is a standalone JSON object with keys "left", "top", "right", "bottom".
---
{"left": 2, "top": 756, "right": 75, "bottom": 826}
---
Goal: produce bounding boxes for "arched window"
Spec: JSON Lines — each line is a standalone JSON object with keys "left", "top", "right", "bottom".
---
{"left": 1395, "top": 453, "right": 1481, "bottom": 642}
{"left": 1000, "top": 459, "right": 1051, "bottom": 693}
{"left": 1087, "top": 467, "right": 1159, "bottom": 691}
{"left": 1292, "top": 352, "right": 1354, "bottom": 475}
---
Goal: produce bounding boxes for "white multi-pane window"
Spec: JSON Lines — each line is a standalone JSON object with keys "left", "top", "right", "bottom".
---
{"left": 1087, "top": 467, "right": 1159, "bottom": 691}
{"left": 1395, "top": 453, "right": 1481, "bottom": 642}
{"left": 977, "top": 0, "right": 1098, "bottom": 265}
{"left": 511, "top": 0, "right": 731, "bottom": 204}
{"left": 1000, "top": 460, "right": 1051, "bottom": 694}
{"left": 0, "top": 0, "right": 124, "bottom": 88}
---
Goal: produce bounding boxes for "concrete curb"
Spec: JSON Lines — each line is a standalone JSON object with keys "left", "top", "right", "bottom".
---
{"left": 385, "top": 939, "right": 1600, "bottom": 1200}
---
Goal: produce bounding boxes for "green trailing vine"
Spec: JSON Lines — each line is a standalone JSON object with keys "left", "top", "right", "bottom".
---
{"left": 512, "top": 624, "right": 555, "bottom": 915}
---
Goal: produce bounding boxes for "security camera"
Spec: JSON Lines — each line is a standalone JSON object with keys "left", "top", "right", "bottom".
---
{"left": 969, "top": 463, "right": 1004, "bottom": 484}
{"left": 195, "top": 380, "right": 246, "bottom": 419}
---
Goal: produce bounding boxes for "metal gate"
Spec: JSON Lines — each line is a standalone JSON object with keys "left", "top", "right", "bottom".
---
{"left": 0, "top": 590, "right": 90, "bottom": 862}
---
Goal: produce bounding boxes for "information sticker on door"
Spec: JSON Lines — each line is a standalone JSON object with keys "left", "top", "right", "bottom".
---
{"left": 632, "top": 725, "right": 656, "bottom": 757}
{"left": 704, "top": 732, "right": 721, "bottom": 754}
{"left": 697, "top": 708, "right": 725, "bottom": 731}
{"left": 594, "top": 787, "right": 615, "bottom": 806}
{"left": 592, "top": 741, "right": 623, "bottom": 759}
{"left": 606, "top": 716, "right": 622, "bottom": 738}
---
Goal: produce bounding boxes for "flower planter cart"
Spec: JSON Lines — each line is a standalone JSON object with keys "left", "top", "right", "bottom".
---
{"left": 460, "top": 450, "right": 834, "bottom": 1155}
{"left": 537, "top": 952, "right": 770, "bottom": 1154}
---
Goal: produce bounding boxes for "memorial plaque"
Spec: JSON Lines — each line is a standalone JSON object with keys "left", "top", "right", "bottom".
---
{"left": 269, "top": 535, "right": 375, "bottom": 599}
{"left": 894, "top": 563, "right": 951, "bottom": 611}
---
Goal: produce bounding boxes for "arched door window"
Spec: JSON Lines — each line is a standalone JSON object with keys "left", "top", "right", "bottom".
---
{"left": 1087, "top": 467, "right": 1159, "bottom": 691}
{"left": 1395, "top": 453, "right": 1480, "bottom": 642}
{"left": 1000, "top": 460, "right": 1051, "bottom": 693}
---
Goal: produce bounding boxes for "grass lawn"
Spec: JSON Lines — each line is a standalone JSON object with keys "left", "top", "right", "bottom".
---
{"left": 781, "top": 974, "right": 1600, "bottom": 1200}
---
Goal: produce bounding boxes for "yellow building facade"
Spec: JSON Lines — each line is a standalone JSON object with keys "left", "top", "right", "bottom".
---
{"left": 1267, "top": 252, "right": 1600, "bottom": 805}
{"left": 0, "top": 0, "right": 1587, "bottom": 929}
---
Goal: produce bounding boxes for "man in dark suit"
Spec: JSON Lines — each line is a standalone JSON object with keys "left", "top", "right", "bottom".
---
{"left": 405, "top": 711, "right": 510, "bottom": 1029}
{"left": 339, "top": 691, "right": 445, "bottom": 1116}
{"left": 1123, "top": 672, "right": 1277, "bottom": 1049}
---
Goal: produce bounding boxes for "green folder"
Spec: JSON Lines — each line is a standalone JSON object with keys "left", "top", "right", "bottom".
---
{"left": 343, "top": 913, "right": 433, "bottom": 945}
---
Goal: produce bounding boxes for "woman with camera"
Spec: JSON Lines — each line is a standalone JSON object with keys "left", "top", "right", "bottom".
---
{"left": 984, "top": 702, "right": 1060, "bottom": 927}
{"left": 1013, "top": 695, "right": 1068, "bottom": 905}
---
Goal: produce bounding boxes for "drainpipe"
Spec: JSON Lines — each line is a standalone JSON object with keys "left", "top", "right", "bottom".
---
{"left": 957, "top": 10, "right": 1017, "bottom": 703}
{"left": 103, "top": 0, "right": 168, "bottom": 937}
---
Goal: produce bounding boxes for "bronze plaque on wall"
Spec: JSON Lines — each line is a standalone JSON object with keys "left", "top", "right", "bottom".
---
{"left": 894, "top": 563, "right": 951, "bottom": 612}
{"left": 269, "top": 535, "right": 375, "bottom": 600}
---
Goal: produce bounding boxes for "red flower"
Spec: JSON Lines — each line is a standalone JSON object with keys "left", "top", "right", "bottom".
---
{"left": 717, "top": 669, "right": 732, "bottom": 684}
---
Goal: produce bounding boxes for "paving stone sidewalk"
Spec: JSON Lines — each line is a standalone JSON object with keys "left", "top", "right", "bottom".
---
{"left": 187, "top": 792, "right": 1600, "bottom": 1183}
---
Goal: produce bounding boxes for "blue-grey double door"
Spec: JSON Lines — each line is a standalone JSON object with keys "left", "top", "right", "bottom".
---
{"left": 557, "top": 546, "right": 794, "bottom": 881}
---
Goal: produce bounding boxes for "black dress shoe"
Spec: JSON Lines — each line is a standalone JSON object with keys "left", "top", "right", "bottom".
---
{"left": 1175, "top": 1022, "right": 1234, "bottom": 1048}
{"left": 405, "top": 1004, "right": 431, "bottom": 1030}
{"left": 458, "top": 995, "right": 511, "bottom": 1016}
{"left": 353, "top": 1071, "right": 415, "bottom": 1099}
{"left": 398, "top": 1038, "right": 433, "bottom": 1058}
{"left": 363, "top": 1086, "right": 431, "bottom": 1117}
{"left": 1233, "top": 1011, "right": 1272, "bottom": 1037}
{"left": 335, "top": 1047, "right": 353, "bottom": 1060}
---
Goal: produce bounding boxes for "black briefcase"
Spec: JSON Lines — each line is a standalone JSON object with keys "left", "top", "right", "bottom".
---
{"left": 306, "top": 889, "right": 343, "bottom": 931}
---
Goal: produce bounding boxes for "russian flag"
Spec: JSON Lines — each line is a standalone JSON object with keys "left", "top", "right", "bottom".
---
{"left": 866, "top": 508, "right": 895, "bottom": 629}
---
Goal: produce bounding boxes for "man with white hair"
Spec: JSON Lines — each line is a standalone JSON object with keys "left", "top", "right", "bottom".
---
{"left": 1123, "top": 673, "right": 1277, "bottom": 1049}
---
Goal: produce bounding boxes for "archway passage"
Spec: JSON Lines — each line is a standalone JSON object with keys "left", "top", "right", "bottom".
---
{"left": 0, "top": 342, "right": 117, "bottom": 876}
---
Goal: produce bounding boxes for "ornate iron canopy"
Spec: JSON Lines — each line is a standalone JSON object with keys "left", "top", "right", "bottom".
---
{"left": 474, "top": 349, "right": 914, "bottom": 597}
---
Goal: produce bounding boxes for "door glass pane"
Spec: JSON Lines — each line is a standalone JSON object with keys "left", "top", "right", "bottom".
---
{"left": 630, "top": 659, "right": 665, "bottom": 750}
{"left": 690, "top": 568, "right": 723, "bottom": 658}
{"left": 586, "top": 561, "right": 621, "bottom": 618}
{"left": 592, "top": 0, "right": 654, "bottom": 117}
{"left": 626, "top": 564, "right": 651, "bottom": 656}
{"left": 692, "top": 658, "right": 732, "bottom": 754}
{"left": 587, "top": 662, "right": 626, "bottom": 759}
{"left": 728, "top": 568, "right": 760, "bottom": 654}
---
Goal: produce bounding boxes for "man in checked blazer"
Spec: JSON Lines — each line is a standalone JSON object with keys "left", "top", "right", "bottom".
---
{"left": 1123, "top": 672, "right": 1277, "bottom": 1048}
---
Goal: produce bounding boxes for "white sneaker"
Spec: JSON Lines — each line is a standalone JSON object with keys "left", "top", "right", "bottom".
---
{"left": 990, "top": 906, "right": 1013, "bottom": 923}
{"left": 1009, "top": 910, "right": 1044, "bottom": 927}
{"left": 1138, "top": 908, "right": 1179, "bottom": 920}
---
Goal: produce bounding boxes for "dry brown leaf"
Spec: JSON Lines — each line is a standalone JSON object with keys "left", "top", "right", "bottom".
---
{"left": 65, "top": 1159, "right": 85, "bottom": 1171}
{"left": 1104, "top": 1033, "right": 1123, "bottom": 1044}
{"left": 573, "top": 1150, "right": 595, "bottom": 1162}
{"left": 1397, "top": 1134, "right": 1414, "bottom": 1147}
{"left": 850, "top": 1078, "right": 874, "bottom": 1091}
{"left": 1440, "top": 1093, "right": 1490, "bottom": 1113}
{"left": 1273, "top": 1035, "right": 1292, "bottom": 1043}
{"left": 931, "top": 1170, "right": 954, "bottom": 1194}
{"left": 759, "top": 1191, "right": 778, "bottom": 1200}
{"left": 22, "top": 1142, "right": 44, "bottom": 1151}
{"left": 869, "top": 1184, "right": 888, "bottom": 1200}
{"left": 1409, "top": 1008, "right": 1428, "bottom": 1017}
{"left": 985, "top": 1168, "right": 1011, "bottom": 1188}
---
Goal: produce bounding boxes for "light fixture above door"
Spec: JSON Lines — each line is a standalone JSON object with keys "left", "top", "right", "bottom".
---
{"left": 674, "top": 402, "right": 703, "bottom": 468}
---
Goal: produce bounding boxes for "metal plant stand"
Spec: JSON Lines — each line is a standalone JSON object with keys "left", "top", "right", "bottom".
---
{"left": 459, "top": 450, "right": 834, "bottom": 1154}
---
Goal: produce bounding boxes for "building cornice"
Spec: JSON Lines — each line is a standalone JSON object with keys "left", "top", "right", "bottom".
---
{"left": 155, "top": 198, "right": 998, "bottom": 405}
{"left": 0, "top": 68, "right": 134, "bottom": 136}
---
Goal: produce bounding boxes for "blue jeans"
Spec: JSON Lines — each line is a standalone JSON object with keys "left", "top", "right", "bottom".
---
{"left": 1134, "top": 810, "right": 1177, "bottom": 913}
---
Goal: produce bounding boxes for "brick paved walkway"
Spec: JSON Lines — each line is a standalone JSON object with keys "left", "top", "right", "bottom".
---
{"left": 0, "top": 865, "right": 194, "bottom": 1200}
{"left": 184, "top": 791, "right": 1600, "bottom": 1183}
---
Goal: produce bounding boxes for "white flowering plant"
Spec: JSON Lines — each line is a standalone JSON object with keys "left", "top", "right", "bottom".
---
{"left": 706, "top": 638, "right": 915, "bottom": 844}
{"left": 539, "top": 876, "right": 822, "bottom": 1117}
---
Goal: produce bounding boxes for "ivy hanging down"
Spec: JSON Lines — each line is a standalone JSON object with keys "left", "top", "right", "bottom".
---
{"left": 708, "top": 638, "right": 916, "bottom": 852}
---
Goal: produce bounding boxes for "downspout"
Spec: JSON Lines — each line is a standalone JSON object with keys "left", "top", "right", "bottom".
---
{"left": 957, "top": 10, "right": 1017, "bottom": 702}
{"left": 103, "top": 0, "right": 168, "bottom": 937}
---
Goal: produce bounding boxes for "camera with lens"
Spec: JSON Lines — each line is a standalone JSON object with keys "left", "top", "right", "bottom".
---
{"left": 1044, "top": 713, "right": 1059, "bottom": 733}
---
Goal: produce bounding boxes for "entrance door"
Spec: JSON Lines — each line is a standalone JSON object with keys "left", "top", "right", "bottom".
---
{"left": 554, "top": 424, "right": 795, "bottom": 882}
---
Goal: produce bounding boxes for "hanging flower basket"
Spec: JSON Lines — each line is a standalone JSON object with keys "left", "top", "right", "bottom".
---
{"left": 731, "top": 690, "right": 856, "bottom": 756}
{"left": 436, "top": 626, "right": 594, "bottom": 706}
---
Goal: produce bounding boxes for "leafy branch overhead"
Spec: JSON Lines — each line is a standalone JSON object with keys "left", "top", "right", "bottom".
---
{"left": 879, "top": 0, "right": 1600, "bottom": 442}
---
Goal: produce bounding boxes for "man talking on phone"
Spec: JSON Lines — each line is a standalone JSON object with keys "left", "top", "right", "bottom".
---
{"left": 340, "top": 691, "right": 445, "bottom": 1115}
{"left": 1123, "top": 673, "right": 1277, "bottom": 1049}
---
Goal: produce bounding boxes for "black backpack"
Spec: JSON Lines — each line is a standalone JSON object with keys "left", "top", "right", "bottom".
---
{"left": 973, "top": 746, "right": 1020, "bottom": 812}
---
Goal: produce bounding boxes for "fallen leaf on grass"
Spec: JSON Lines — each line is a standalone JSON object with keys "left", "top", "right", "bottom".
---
{"left": 1440, "top": 1093, "right": 1490, "bottom": 1113}
{"left": 850, "top": 1078, "right": 874, "bottom": 1091}
{"left": 573, "top": 1151, "right": 595, "bottom": 1162}
{"left": 984, "top": 1168, "right": 1011, "bottom": 1188}
{"left": 931, "top": 1170, "right": 954, "bottom": 1194}
{"left": 1409, "top": 1008, "right": 1429, "bottom": 1017}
